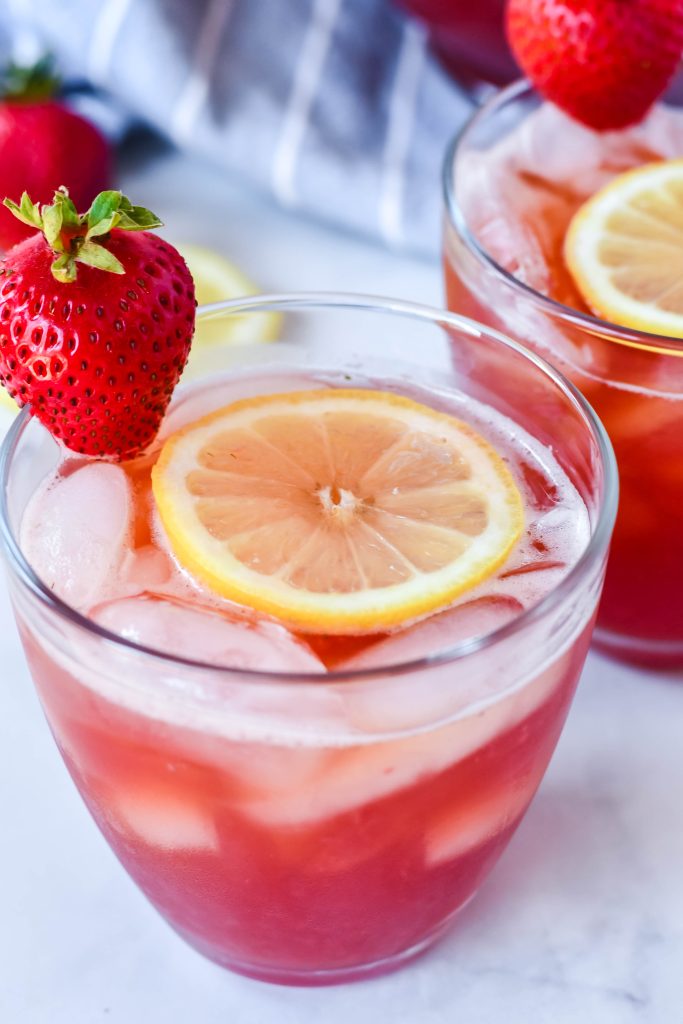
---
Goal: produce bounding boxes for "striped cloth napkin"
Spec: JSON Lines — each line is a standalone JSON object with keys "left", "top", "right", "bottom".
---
{"left": 0, "top": 0, "right": 475, "bottom": 256}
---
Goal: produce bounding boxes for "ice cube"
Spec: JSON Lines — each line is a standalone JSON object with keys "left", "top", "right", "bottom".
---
{"left": 458, "top": 150, "right": 552, "bottom": 294}
{"left": 219, "top": 742, "right": 330, "bottom": 799}
{"left": 510, "top": 103, "right": 672, "bottom": 198}
{"left": 115, "top": 545, "right": 174, "bottom": 599}
{"left": 512, "top": 104, "right": 614, "bottom": 195}
{"left": 425, "top": 783, "right": 532, "bottom": 867}
{"left": 341, "top": 596, "right": 523, "bottom": 673}
{"left": 633, "top": 103, "right": 683, "bottom": 159}
{"left": 21, "top": 463, "right": 132, "bottom": 609}
{"left": 106, "top": 782, "right": 219, "bottom": 853}
{"left": 335, "top": 597, "right": 523, "bottom": 741}
{"left": 93, "top": 595, "right": 324, "bottom": 673}
{"left": 241, "top": 647, "right": 567, "bottom": 829}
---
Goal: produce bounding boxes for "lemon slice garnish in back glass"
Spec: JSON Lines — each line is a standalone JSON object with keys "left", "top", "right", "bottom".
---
{"left": 152, "top": 388, "right": 524, "bottom": 635}
{"left": 565, "top": 159, "right": 683, "bottom": 339}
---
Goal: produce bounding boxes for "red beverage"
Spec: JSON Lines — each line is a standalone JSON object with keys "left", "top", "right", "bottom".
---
{"left": 444, "top": 83, "right": 683, "bottom": 666}
{"left": 1, "top": 297, "right": 615, "bottom": 984}
{"left": 22, "top": 620, "right": 592, "bottom": 983}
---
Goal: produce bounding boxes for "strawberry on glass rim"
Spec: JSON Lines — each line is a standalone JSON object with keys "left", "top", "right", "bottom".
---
{"left": 506, "top": 0, "right": 683, "bottom": 131}
{"left": 0, "top": 188, "right": 195, "bottom": 459}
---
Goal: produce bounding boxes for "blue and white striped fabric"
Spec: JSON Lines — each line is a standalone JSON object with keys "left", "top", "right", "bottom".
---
{"left": 0, "top": 0, "right": 475, "bottom": 256}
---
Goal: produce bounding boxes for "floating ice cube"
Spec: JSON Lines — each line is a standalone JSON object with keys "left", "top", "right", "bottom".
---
{"left": 331, "top": 597, "right": 524, "bottom": 742}
{"left": 241, "top": 648, "right": 566, "bottom": 830}
{"left": 341, "top": 596, "right": 523, "bottom": 673}
{"left": 633, "top": 102, "right": 683, "bottom": 159}
{"left": 220, "top": 742, "right": 330, "bottom": 799}
{"left": 114, "top": 546, "right": 174, "bottom": 599}
{"left": 93, "top": 595, "right": 324, "bottom": 673}
{"left": 106, "top": 783, "right": 219, "bottom": 853}
{"left": 458, "top": 151, "right": 551, "bottom": 294}
{"left": 21, "top": 463, "right": 132, "bottom": 610}
{"left": 512, "top": 104, "right": 617, "bottom": 194}
{"left": 425, "top": 783, "right": 532, "bottom": 867}
{"left": 508, "top": 102, "right": 676, "bottom": 198}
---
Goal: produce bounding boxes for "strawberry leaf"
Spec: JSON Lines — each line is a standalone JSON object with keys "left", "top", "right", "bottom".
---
{"left": 42, "top": 204, "right": 64, "bottom": 249}
{"left": 53, "top": 188, "right": 80, "bottom": 229}
{"left": 3, "top": 193, "right": 42, "bottom": 229}
{"left": 51, "top": 253, "right": 77, "bottom": 284}
{"left": 6, "top": 188, "right": 163, "bottom": 283}
{"left": 118, "top": 195, "right": 163, "bottom": 230}
{"left": 86, "top": 215, "right": 118, "bottom": 240}
{"left": 20, "top": 192, "right": 43, "bottom": 228}
{"left": 87, "top": 190, "right": 123, "bottom": 230}
{"left": 75, "top": 241, "right": 125, "bottom": 275}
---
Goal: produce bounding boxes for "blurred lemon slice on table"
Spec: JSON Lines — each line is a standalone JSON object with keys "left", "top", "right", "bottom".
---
{"left": 565, "top": 159, "right": 683, "bottom": 338}
{"left": 178, "top": 243, "right": 281, "bottom": 377}
{"left": 152, "top": 388, "right": 524, "bottom": 634}
{"left": 0, "top": 388, "right": 17, "bottom": 412}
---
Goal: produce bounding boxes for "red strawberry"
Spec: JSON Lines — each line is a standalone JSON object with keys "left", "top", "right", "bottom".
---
{"left": 506, "top": 0, "right": 683, "bottom": 130}
{"left": 0, "top": 189, "right": 195, "bottom": 459}
{"left": 0, "top": 58, "right": 110, "bottom": 251}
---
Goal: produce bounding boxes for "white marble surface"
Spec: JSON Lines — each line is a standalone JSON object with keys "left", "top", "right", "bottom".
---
{"left": 1, "top": 148, "right": 682, "bottom": 1024}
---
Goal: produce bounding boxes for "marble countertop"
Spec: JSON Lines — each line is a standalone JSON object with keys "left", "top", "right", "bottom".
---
{"left": 1, "top": 145, "right": 681, "bottom": 1024}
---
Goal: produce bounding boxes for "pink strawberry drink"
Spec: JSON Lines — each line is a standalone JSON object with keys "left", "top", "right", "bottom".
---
{"left": 1, "top": 297, "right": 616, "bottom": 985}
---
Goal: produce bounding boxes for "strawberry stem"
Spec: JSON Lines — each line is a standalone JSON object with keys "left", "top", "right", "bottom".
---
{"left": 3, "top": 188, "right": 164, "bottom": 283}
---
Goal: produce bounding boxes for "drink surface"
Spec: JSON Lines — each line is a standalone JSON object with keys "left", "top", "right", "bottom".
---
{"left": 21, "top": 367, "right": 589, "bottom": 684}
{"left": 16, "top": 367, "right": 594, "bottom": 983}
{"left": 445, "top": 98, "right": 683, "bottom": 662}
{"left": 455, "top": 100, "right": 683, "bottom": 313}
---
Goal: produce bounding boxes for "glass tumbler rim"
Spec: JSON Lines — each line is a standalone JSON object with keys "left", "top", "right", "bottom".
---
{"left": 443, "top": 77, "right": 683, "bottom": 356}
{"left": 0, "top": 291, "right": 618, "bottom": 686}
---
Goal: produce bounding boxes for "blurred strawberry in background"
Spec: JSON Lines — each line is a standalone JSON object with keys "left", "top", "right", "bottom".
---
{"left": 507, "top": 0, "right": 683, "bottom": 130}
{"left": 395, "top": 0, "right": 516, "bottom": 87}
{"left": 0, "top": 58, "right": 110, "bottom": 250}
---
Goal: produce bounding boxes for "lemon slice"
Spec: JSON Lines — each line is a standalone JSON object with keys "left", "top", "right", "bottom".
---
{"left": 177, "top": 243, "right": 281, "bottom": 378}
{"left": 0, "top": 388, "right": 17, "bottom": 412}
{"left": 152, "top": 389, "right": 524, "bottom": 634}
{"left": 565, "top": 160, "right": 683, "bottom": 338}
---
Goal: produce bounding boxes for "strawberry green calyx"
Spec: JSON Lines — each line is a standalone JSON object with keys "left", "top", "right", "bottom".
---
{"left": 3, "top": 187, "right": 164, "bottom": 283}
{"left": 1, "top": 56, "right": 59, "bottom": 102}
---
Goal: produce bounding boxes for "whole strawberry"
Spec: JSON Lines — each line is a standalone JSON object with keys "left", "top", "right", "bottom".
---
{"left": 0, "top": 189, "right": 195, "bottom": 459}
{"left": 507, "top": 0, "right": 683, "bottom": 131}
{"left": 0, "top": 59, "right": 110, "bottom": 250}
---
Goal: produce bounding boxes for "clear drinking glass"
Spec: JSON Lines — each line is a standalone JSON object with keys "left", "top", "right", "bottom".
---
{"left": 0, "top": 295, "right": 616, "bottom": 986}
{"left": 443, "top": 80, "right": 683, "bottom": 667}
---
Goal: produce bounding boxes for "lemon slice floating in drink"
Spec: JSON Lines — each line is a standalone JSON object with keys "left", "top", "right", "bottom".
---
{"left": 565, "top": 159, "right": 683, "bottom": 338}
{"left": 178, "top": 243, "right": 281, "bottom": 378}
{"left": 152, "top": 388, "right": 524, "bottom": 634}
